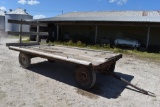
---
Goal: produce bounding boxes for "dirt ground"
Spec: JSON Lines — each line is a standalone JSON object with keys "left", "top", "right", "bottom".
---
{"left": 0, "top": 37, "right": 160, "bottom": 107}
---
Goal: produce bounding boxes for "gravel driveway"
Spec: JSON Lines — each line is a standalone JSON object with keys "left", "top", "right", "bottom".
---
{"left": 0, "top": 37, "right": 160, "bottom": 107}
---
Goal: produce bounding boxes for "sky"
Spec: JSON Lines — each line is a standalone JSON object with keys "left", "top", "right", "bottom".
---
{"left": 0, "top": 0, "right": 160, "bottom": 19}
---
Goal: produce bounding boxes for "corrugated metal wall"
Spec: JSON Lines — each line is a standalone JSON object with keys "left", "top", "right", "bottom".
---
{"left": 5, "top": 14, "right": 33, "bottom": 32}
{"left": 0, "top": 16, "right": 5, "bottom": 31}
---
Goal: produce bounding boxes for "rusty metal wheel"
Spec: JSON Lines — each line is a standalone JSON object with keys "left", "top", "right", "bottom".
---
{"left": 19, "top": 52, "right": 31, "bottom": 68}
{"left": 75, "top": 66, "right": 96, "bottom": 89}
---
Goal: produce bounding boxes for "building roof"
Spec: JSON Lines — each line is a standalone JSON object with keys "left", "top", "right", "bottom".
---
{"left": 57, "top": 11, "right": 160, "bottom": 17}
{"left": 36, "top": 11, "right": 160, "bottom": 23}
{"left": 7, "top": 8, "right": 30, "bottom": 15}
{"left": 0, "top": 10, "right": 5, "bottom": 16}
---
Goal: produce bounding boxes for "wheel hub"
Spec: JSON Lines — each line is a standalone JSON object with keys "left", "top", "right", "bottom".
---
{"left": 81, "top": 72, "right": 88, "bottom": 80}
{"left": 22, "top": 57, "right": 26, "bottom": 64}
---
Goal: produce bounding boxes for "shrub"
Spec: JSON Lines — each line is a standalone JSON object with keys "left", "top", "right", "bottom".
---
{"left": 76, "top": 41, "right": 86, "bottom": 47}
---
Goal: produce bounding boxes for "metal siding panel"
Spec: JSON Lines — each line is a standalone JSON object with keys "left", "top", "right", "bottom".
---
{"left": 35, "top": 11, "right": 160, "bottom": 23}
{"left": 0, "top": 16, "right": 5, "bottom": 30}
{"left": 5, "top": 14, "right": 33, "bottom": 32}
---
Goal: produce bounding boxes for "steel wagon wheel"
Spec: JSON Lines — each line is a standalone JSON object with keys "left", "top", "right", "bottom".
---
{"left": 75, "top": 66, "right": 96, "bottom": 89}
{"left": 19, "top": 52, "right": 31, "bottom": 68}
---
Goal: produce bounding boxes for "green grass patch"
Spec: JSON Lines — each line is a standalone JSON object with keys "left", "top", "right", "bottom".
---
{"left": 126, "top": 50, "right": 160, "bottom": 61}
{"left": 7, "top": 35, "right": 19, "bottom": 38}
{"left": 22, "top": 38, "right": 30, "bottom": 43}
{"left": 7, "top": 35, "right": 30, "bottom": 43}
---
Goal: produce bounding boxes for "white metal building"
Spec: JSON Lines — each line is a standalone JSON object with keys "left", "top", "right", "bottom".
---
{"left": 0, "top": 10, "right": 5, "bottom": 31}
{"left": 36, "top": 11, "right": 160, "bottom": 50}
{"left": 5, "top": 8, "right": 33, "bottom": 32}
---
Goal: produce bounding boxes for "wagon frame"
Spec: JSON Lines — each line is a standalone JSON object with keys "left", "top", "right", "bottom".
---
{"left": 8, "top": 45, "right": 122, "bottom": 89}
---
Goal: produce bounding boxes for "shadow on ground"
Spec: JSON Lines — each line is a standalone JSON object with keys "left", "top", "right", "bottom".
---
{"left": 28, "top": 61, "right": 134, "bottom": 99}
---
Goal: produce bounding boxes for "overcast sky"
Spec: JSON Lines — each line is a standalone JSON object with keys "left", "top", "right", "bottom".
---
{"left": 0, "top": 0, "right": 160, "bottom": 19}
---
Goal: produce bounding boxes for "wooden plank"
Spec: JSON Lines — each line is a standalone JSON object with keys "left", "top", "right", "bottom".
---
{"left": 6, "top": 42, "right": 40, "bottom": 46}
{"left": 9, "top": 46, "right": 92, "bottom": 66}
{"left": 8, "top": 31, "right": 48, "bottom": 36}
{"left": 8, "top": 19, "right": 48, "bottom": 27}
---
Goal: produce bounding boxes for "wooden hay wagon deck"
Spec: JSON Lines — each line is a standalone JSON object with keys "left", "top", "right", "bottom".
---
{"left": 8, "top": 45, "right": 122, "bottom": 89}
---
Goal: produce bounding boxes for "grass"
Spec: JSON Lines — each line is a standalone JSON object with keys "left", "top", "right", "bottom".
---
{"left": 126, "top": 50, "right": 160, "bottom": 61}
{"left": 8, "top": 35, "right": 30, "bottom": 43}
{"left": 8, "top": 35, "right": 30, "bottom": 42}
{"left": 22, "top": 37, "right": 30, "bottom": 42}
{"left": 114, "top": 48, "right": 160, "bottom": 62}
